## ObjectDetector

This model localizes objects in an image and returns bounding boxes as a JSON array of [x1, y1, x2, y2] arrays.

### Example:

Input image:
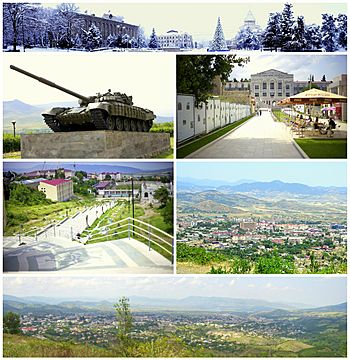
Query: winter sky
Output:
[[3, 276, 346, 307], [42, 2, 347, 42], [177, 161, 347, 187], [3, 52, 174, 116], [229, 54, 347, 81]]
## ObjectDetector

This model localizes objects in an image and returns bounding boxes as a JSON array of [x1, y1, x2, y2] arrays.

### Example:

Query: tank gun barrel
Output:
[[10, 65, 90, 103]]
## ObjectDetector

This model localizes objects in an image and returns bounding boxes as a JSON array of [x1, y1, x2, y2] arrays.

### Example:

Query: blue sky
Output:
[[4, 162, 172, 173], [177, 161, 347, 187], [230, 55, 347, 81], [3, 276, 346, 307]]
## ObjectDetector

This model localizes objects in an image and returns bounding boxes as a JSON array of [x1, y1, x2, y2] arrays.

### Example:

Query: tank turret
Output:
[[10, 65, 155, 132]]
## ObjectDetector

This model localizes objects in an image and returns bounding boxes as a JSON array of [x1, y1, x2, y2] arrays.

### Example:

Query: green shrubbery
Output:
[[150, 122, 173, 136], [177, 243, 227, 265], [3, 133, 21, 153], [9, 183, 51, 206]]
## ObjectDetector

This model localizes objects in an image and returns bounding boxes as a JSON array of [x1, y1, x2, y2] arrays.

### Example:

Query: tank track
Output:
[[90, 109, 108, 130], [43, 115, 68, 132], [90, 109, 153, 132]]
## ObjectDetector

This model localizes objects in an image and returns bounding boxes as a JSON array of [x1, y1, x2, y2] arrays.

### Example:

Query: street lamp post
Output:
[[131, 177, 135, 233], [11, 121, 16, 137]]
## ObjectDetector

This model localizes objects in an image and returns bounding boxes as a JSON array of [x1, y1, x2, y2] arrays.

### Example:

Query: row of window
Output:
[[256, 82, 291, 90], [84, 20, 136, 37], [254, 92, 290, 97]]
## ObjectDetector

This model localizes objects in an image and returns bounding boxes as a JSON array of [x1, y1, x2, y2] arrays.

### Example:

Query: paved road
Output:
[[188, 111, 303, 159]]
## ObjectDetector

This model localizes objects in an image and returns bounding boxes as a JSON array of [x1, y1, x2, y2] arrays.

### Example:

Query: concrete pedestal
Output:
[[21, 131, 171, 159]]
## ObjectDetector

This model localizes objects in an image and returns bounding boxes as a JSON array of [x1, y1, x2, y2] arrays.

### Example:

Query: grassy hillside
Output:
[[3, 334, 113, 357], [3, 333, 212, 358]]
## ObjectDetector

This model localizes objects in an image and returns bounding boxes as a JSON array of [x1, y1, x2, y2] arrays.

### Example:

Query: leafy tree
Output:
[[336, 14, 347, 50], [321, 14, 338, 52], [114, 297, 133, 356], [177, 55, 249, 105], [75, 170, 87, 179], [55, 169, 65, 179], [4, 312, 21, 334], [9, 183, 50, 205], [262, 12, 282, 50], [321, 74, 326, 81], [256, 251, 295, 274], [210, 17, 227, 50], [153, 186, 169, 207], [148, 28, 159, 49], [161, 197, 173, 226]]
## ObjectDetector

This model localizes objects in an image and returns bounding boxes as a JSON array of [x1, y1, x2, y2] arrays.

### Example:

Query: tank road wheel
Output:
[[130, 119, 138, 132], [141, 120, 153, 132], [141, 121, 148, 132], [105, 115, 115, 130], [90, 109, 114, 130], [136, 120, 143, 132], [115, 117, 124, 131], [123, 118, 131, 132]]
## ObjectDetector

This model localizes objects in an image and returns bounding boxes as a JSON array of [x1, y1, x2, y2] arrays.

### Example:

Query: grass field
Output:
[[295, 139, 347, 158], [177, 115, 254, 158], [3, 151, 21, 159], [82, 201, 173, 261], [5, 197, 97, 236]]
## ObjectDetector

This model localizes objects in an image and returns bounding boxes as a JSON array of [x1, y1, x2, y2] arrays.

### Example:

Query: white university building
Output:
[[158, 30, 193, 49]]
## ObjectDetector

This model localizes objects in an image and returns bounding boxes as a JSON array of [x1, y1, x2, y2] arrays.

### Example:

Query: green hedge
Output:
[[3, 133, 21, 153], [150, 122, 174, 136]]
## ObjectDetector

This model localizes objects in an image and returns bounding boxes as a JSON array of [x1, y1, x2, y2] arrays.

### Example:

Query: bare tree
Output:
[[3, 3, 37, 51]]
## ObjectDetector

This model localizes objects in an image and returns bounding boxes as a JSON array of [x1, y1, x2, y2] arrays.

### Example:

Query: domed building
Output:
[[239, 10, 262, 33]]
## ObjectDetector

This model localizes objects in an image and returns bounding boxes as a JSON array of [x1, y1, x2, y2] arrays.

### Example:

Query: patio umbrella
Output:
[[321, 106, 336, 111], [279, 88, 347, 105]]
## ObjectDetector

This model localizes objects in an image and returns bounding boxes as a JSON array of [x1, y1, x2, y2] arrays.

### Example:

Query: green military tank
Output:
[[10, 65, 155, 132]]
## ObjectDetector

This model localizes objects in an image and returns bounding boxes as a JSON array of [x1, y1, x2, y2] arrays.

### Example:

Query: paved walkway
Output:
[[188, 111, 303, 159], [4, 237, 172, 273], [3, 201, 172, 274]]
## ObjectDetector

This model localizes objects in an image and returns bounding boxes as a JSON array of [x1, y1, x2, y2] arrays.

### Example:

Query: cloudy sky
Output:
[[44, 2, 347, 42], [177, 161, 347, 187], [3, 52, 174, 116], [3, 276, 347, 307], [229, 55, 347, 81]]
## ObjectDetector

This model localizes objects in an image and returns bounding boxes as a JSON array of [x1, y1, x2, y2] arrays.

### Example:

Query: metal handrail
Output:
[[83, 217, 174, 262]]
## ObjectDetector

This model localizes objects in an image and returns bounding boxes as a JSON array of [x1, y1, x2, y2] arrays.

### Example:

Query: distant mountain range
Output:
[[177, 179, 346, 218], [177, 178, 346, 196], [3, 99, 172, 131], [5, 294, 345, 316], [4, 163, 173, 175]]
